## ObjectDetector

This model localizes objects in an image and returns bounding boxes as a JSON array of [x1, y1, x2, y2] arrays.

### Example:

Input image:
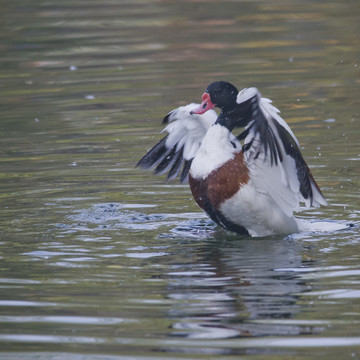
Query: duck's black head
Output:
[[190, 81, 239, 115], [206, 81, 239, 111]]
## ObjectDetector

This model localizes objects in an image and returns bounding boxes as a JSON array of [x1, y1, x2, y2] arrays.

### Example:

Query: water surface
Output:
[[0, 0, 360, 359]]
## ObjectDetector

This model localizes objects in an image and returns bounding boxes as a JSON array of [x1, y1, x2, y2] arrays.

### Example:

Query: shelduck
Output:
[[137, 81, 329, 237]]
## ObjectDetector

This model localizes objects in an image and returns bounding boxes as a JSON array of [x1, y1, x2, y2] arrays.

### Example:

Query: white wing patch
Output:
[[137, 103, 219, 182], [163, 104, 217, 160]]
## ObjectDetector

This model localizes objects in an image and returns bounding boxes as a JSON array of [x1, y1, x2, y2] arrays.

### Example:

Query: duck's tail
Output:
[[295, 218, 354, 233]]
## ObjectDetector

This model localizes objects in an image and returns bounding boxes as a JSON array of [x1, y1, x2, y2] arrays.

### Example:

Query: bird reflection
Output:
[[164, 231, 323, 340]]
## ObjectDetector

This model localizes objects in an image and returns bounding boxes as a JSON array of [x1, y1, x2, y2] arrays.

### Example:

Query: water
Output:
[[0, 0, 359, 359]]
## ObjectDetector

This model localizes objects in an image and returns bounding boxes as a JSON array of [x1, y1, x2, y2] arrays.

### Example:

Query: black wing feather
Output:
[[241, 101, 282, 166], [274, 121, 316, 203], [180, 159, 192, 183], [136, 133, 193, 183], [154, 146, 178, 175], [136, 135, 169, 169], [167, 147, 184, 180]]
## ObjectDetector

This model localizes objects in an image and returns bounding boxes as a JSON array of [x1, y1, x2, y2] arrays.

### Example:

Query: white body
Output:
[[190, 123, 299, 237]]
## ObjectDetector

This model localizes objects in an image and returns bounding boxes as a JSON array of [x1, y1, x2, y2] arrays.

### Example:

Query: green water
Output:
[[0, 0, 359, 359]]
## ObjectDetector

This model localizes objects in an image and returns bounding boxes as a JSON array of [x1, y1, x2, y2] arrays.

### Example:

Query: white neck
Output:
[[190, 124, 237, 179]]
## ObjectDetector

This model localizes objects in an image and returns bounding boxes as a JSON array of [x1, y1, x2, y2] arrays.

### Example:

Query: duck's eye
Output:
[[202, 102, 207, 109]]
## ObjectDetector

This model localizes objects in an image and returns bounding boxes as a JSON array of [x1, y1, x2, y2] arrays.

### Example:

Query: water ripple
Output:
[[0, 315, 135, 325]]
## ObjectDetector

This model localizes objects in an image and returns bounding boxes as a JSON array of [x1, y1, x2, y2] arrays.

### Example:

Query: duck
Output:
[[137, 81, 329, 237]]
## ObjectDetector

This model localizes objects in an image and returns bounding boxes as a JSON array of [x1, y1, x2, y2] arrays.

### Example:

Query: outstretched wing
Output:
[[137, 103, 218, 182], [236, 88, 327, 215]]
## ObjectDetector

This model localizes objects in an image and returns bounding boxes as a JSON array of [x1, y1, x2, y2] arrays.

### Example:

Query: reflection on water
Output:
[[0, 0, 360, 359], [168, 240, 307, 340]]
